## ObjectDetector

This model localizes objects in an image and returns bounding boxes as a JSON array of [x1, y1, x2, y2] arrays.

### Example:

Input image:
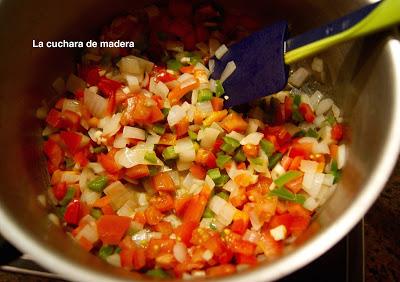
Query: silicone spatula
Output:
[[211, 0, 400, 108]]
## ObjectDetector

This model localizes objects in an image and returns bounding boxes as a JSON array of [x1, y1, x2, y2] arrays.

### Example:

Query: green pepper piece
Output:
[[59, 187, 75, 206], [162, 146, 178, 160], [146, 268, 170, 279], [250, 157, 264, 166], [152, 124, 166, 135], [93, 146, 108, 154], [98, 245, 114, 260], [188, 130, 198, 141], [217, 191, 229, 201], [233, 148, 246, 162], [114, 247, 122, 254], [260, 139, 275, 157], [207, 168, 221, 180], [292, 109, 304, 122], [293, 130, 306, 138], [326, 113, 336, 125], [167, 59, 182, 71], [223, 136, 241, 149], [161, 108, 170, 117], [293, 94, 301, 106], [209, 222, 218, 231], [144, 151, 158, 164], [215, 80, 225, 97], [203, 207, 215, 218], [88, 175, 108, 192], [269, 186, 306, 204], [197, 89, 213, 102], [268, 152, 283, 169], [148, 166, 160, 176], [90, 208, 103, 220], [305, 128, 319, 138], [214, 174, 229, 187], [216, 154, 232, 169], [274, 170, 303, 187], [220, 143, 235, 154]]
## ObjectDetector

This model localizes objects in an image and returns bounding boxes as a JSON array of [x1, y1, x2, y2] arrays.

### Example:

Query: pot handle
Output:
[[0, 234, 22, 265]]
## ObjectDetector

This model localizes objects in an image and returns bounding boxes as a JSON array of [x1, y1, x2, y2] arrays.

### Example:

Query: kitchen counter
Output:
[[1, 159, 399, 282]]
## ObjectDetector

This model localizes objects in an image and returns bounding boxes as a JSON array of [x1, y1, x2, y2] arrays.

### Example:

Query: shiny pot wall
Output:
[[0, 1, 399, 281]]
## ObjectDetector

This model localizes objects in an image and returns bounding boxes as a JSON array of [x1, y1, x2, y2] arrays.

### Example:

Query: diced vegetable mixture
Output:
[[37, 0, 346, 279]]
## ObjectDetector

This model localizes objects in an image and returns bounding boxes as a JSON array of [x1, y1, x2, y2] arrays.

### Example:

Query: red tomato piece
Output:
[[235, 253, 258, 265], [125, 164, 150, 180], [64, 200, 81, 225], [145, 206, 164, 225], [43, 139, 63, 168], [151, 172, 176, 192], [46, 109, 63, 128], [53, 182, 67, 201], [195, 148, 217, 168], [189, 164, 206, 180], [149, 193, 174, 212], [60, 131, 82, 154], [331, 123, 344, 141], [97, 150, 120, 174], [299, 103, 315, 123], [97, 215, 131, 245]]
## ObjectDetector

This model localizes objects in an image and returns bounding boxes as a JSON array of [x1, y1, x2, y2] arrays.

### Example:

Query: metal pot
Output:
[[0, 0, 399, 281]]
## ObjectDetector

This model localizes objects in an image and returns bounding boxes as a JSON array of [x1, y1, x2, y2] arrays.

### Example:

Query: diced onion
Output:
[[302, 172, 324, 198], [62, 99, 81, 114], [87, 162, 105, 174], [288, 67, 310, 88], [200, 127, 220, 149], [243, 229, 260, 243], [168, 105, 186, 127], [122, 126, 146, 140], [106, 254, 121, 267], [84, 87, 107, 118], [223, 179, 238, 193], [215, 44, 228, 59], [220, 61, 236, 83], [61, 171, 80, 183], [196, 101, 213, 115], [173, 242, 187, 263], [311, 57, 324, 73], [271, 163, 285, 180], [312, 141, 330, 155], [300, 160, 318, 173], [114, 145, 162, 168], [270, 225, 287, 241], [175, 137, 196, 162], [337, 144, 346, 169], [209, 196, 227, 215], [240, 132, 264, 145], [216, 203, 237, 226], [303, 197, 319, 211], [205, 175, 215, 190], [125, 74, 140, 92], [113, 134, 129, 148], [99, 113, 122, 137], [316, 98, 334, 116], [226, 131, 245, 142], [310, 90, 323, 109]]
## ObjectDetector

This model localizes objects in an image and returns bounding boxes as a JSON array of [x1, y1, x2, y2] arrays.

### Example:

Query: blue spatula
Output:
[[211, 0, 400, 108]]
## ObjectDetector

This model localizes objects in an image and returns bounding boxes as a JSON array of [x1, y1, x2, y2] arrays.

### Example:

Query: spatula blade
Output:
[[211, 21, 288, 108]]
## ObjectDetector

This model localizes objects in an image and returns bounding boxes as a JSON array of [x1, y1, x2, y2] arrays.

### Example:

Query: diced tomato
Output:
[[285, 176, 303, 193], [168, 80, 200, 105], [274, 103, 286, 125], [53, 182, 67, 201], [289, 142, 313, 159], [220, 113, 248, 133], [125, 164, 150, 179], [132, 247, 146, 270], [289, 156, 303, 170], [133, 210, 147, 225], [148, 105, 165, 123], [230, 216, 249, 235], [97, 215, 131, 245], [149, 193, 174, 212], [287, 202, 311, 218], [73, 148, 89, 167], [98, 150, 120, 174], [258, 232, 283, 260], [152, 66, 177, 83], [179, 65, 194, 74], [190, 164, 206, 179], [159, 133, 177, 146], [151, 172, 176, 192], [331, 123, 344, 141], [174, 117, 189, 137], [206, 264, 236, 277], [145, 206, 164, 225], [235, 253, 257, 265], [101, 204, 115, 215], [213, 138, 224, 152], [55, 98, 65, 110], [211, 97, 224, 111], [64, 200, 81, 225], [195, 148, 217, 168], [268, 212, 311, 237], [299, 103, 315, 123], [242, 144, 259, 158], [120, 249, 134, 269], [79, 65, 100, 85], [280, 155, 293, 170], [146, 238, 175, 260], [98, 77, 122, 97], [43, 139, 63, 168], [174, 196, 191, 216], [60, 131, 82, 154], [224, 232, 256, 256], [154, 221, 173, 235], [151, 95, 164, 109], [46, 109, 63, 128]]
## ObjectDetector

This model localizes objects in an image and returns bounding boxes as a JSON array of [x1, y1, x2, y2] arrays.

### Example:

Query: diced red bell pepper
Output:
[[60, 131, 82, 154], [98, 150, 120, 174], [331, 123, 344, 141], [53, 182, 67, 201], [46, 109, 62, 128], [97, 215, 131, 245], [132, 247, 146, 270], [189, 164, 206, 180], [230, 217, 249, 235], [152, 66, 177, 83], [151, 172, 176, 192], [73, 148, 89, 167], [120, 249, 134, 270], [195, 148, 217, 168], [145, 206, 164, 225], [213, 138, 224, 152], [125, 164, 150, 180], [64, 199, 81, 225], [43, 139, 63, 168], [79, 65, 101, 85], [299, 103, 315, 123], [235, 253, 258, 265], [98, 77, 123, 97], [149, 193, 174, 212]]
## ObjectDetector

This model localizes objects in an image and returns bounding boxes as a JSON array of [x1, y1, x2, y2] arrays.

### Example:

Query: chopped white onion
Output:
[[173, 242, 187, 263], [310, 90, 324, 109], [113, 134, 129, 148], [209, 196, 227, 215], [99, 113, 122, 137], [122, 126, 146, 140], [240, 132, 264, 145], [243, 229, 260, 243], [316, 98, 334, 116], [106, 253, 121, 267], [87, 162, 105, 174], [300, 160, 318, 173], [288, 67, 310, 88], [302, 172, 324, 198], [313, 141, 330, 155], [337, 144, 346, 169], [114, 145, 162, 168], [125, 74, 140, 92], [216, 203, 237, 226], [84, 87, 107, 118], [61, 171, 80, 184], [200, 127, 220, 149], [168, 105, 186, 127], [205, 175, 215, 190], [226, 131, 245, 142], [178, 73, 194, 83], [270, 225, 287, 241], [62, 99, 81, 114], [196, 101, 213, 115], [215, 44, 228, 59], [303, 197, 319, 211], [175, 137, 196, 162], [223, 179, 238, 193], [311, 57, 324, 73], [271, 163, 285, 180], [220, 61, 236, 83]]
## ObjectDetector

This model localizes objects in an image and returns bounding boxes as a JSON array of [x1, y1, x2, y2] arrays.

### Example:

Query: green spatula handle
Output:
[[284, 0, 400, 64]]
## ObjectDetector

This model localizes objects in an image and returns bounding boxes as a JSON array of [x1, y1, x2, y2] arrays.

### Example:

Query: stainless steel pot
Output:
[[0, 0, 399, 281]]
